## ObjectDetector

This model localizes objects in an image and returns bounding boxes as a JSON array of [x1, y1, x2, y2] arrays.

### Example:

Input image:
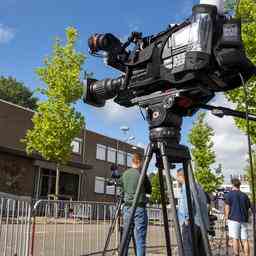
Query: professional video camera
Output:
[[83, 2, 255, 116], [84, 2, 256, 255]]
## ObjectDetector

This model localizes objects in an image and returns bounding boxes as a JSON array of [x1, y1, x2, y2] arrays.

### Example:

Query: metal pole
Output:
[[36, 167, 41, 200], [55, 164, 60, 200], [119, 144, 153, 256], [158, 165, 172, 256], [183, 161, 197, 256], [159, 142, 184, 256], [240, 73, 256, 256]]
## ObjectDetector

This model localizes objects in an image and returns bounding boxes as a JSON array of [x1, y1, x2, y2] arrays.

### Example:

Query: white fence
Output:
[[0, 196, 229, 256], [0, 198, 31, 256]]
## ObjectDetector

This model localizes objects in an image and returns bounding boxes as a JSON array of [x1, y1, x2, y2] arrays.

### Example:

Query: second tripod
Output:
[[103, 194, 137, 255]]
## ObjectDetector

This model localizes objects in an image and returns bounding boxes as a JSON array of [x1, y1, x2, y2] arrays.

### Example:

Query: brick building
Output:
[[0, 99, 143, 202]]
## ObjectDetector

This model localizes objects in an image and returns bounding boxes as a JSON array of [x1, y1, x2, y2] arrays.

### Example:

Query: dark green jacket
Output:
[[121, 168, 152, 207]]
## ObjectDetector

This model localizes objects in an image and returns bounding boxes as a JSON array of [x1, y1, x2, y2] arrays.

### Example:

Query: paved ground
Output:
[[0, 220, 253, 256]]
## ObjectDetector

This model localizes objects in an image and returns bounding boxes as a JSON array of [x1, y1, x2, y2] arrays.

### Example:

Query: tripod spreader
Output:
[[200, 104, 256, 122]]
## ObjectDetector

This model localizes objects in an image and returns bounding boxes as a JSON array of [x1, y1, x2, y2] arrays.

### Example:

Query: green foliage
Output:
[[150, 172, 168, 205], [150, 173, 161, 204], [0, 76, 38, 110], [189, 112, 215, 168], [23, 27, 85, 165], [37, 28, 85, 103], [25, 99, 84, 163], [188, 112, 223, 193], [225, 0, 256, 143], [244, 152, 256, 201], [193, 168, 223, 193]]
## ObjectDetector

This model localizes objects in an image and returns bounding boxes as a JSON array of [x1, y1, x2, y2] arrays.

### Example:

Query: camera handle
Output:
[[200, 104, 256, 121]]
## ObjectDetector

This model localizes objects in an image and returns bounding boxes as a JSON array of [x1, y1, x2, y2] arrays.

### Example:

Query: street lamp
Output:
[[127, 136, 135, 142], [120, 126, 129, 134]]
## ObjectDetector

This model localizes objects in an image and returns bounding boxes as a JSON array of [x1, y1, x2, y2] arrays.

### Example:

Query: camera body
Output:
[[84, 4, 255, 116]]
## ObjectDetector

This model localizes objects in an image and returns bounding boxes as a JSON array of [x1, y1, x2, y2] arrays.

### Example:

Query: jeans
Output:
[[182, 223, 206, 256], [123, 206, 148, 256]]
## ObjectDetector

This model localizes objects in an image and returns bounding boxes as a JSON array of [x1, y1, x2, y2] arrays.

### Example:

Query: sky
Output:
[[0, 0, 249, 182]]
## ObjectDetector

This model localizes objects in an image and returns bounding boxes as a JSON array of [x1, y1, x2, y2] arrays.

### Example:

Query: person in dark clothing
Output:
[[176, 168, 209, 256], [224, 178, 251, 256], [121, 152, 152, 256]]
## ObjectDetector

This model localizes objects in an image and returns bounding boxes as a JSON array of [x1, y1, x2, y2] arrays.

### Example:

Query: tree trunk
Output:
[[55, 163, 60, 200]]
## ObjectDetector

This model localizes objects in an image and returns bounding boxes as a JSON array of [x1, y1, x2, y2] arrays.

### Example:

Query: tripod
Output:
[[103, 192, 137, 255], [118, 103, 212, 256]]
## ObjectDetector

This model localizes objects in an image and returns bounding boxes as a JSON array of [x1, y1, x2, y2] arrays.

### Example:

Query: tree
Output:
[[23, 27, 85, 198], [0, 76, 38, 110], [149, 172, 169, 205], [188, 112, 223, 193], [244, 152, 256, 202], [225, 0, 256, 143], [150, 173, 161, 204], [224, 0, 256, 206]]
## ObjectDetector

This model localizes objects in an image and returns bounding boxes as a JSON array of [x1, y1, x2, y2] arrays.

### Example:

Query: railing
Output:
[[30, 200, 171, 256], [0, 196, 237, 256], [0, 197, 31, 256]]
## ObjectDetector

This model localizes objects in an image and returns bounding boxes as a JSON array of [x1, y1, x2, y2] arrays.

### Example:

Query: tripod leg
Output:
[[157, 162, 172, 256], [103, 199, 122, 255], [158, 142, 184, 256], [119, 144, 153, 256], [187, 162, 212, 256], [132, 232, 137, 256], [182, 161, 198, 256]]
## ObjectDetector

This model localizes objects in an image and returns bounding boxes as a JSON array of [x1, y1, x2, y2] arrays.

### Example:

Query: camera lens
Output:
[[83, 77, 125, 107]]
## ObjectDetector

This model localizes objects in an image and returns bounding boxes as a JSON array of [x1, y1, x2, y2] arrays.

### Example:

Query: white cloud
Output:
[[205, 93, 249, 182], [96, 99, 140, 124], [0, 24, 15, 43]]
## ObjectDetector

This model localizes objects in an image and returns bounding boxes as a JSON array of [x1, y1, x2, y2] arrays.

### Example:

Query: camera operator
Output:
[[120, 153, 152, 256], [176, 168, 210, 256], [224, 178, 251, 256]]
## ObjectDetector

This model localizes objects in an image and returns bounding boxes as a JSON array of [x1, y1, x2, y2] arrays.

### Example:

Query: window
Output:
[[40, 169, 56, 197], [127, 153, 133, 167], [117, 150, 125, 165], [95, 176, 105, 194], [96, 144, 106, 161], [106, 185, 115, 195], [107, 147, 116, 163], [71, 138, 82, 154], [95, 176, 119, 196]]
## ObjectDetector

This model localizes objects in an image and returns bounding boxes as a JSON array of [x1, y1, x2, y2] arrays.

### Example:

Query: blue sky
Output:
[[0, 0, 248, 179]]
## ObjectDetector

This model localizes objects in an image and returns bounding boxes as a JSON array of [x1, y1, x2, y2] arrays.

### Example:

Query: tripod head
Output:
[[134, 87, 256, 152]]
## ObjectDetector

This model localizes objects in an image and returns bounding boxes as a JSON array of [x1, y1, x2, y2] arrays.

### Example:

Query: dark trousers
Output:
[[182, 223, 206, 256]]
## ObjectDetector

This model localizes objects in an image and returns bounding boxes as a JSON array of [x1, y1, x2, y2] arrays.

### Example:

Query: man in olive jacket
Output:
[[121, 153, 152, 256]]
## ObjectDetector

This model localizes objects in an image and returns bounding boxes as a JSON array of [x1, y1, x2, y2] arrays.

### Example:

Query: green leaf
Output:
[[23, 27, 86, 165], [188, 112, 223, 193]]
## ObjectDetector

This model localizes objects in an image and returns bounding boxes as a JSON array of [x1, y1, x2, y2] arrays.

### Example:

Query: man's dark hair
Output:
[[231, 178, 241, 189]]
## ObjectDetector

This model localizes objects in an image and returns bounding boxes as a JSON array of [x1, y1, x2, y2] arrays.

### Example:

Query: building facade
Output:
[[0, 99, 143, 202]]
